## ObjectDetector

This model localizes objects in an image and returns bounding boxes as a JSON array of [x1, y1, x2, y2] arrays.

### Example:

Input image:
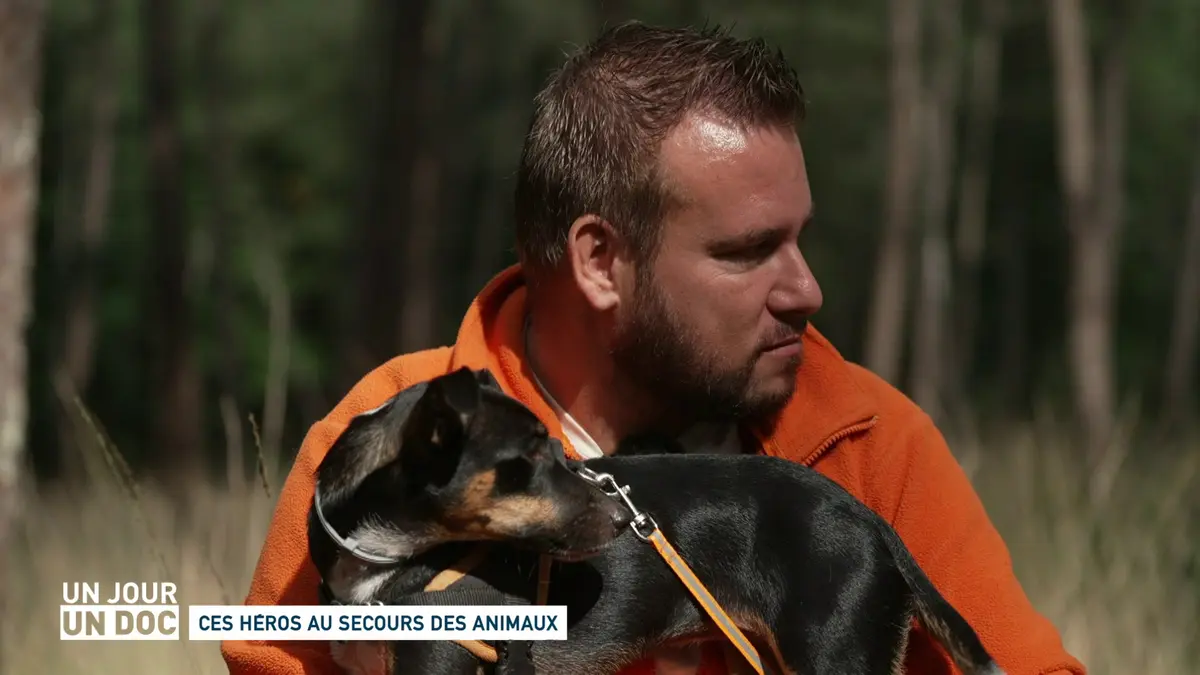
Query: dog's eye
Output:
[[494, 457, 533, 493]]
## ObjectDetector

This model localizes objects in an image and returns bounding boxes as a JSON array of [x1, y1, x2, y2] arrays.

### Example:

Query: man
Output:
[[223, 22, 1086, 675]]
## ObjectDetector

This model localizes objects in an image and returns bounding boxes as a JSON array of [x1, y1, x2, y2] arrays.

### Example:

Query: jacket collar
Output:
[[447, 265, 876, 464]]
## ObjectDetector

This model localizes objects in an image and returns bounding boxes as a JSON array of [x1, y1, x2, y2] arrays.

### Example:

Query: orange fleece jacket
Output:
[[221, 265, 1086, 675]]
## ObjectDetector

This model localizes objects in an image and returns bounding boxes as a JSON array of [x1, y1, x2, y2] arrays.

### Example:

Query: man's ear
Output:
[[567, 213, 628, 312], [399, 368, 481, 488]]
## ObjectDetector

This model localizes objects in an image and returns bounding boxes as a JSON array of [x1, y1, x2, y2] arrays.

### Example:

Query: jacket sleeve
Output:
[[221, 348, 456, 674], [867, 406, 1087, 675], [220, 416, 350, 674]]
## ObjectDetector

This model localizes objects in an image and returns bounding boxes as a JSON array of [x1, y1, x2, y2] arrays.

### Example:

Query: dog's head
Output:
[[389, 367, 631, 560]]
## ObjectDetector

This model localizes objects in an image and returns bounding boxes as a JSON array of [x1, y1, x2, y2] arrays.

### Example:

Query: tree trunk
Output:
[[1047, 0, 1132, 457], [253, 236, 291, 468], [951, 0, 1008, 397], [197, 0, 242, 425], [469, 179, 508, 292], [911, 0, 963, 424], [400, 152, 442, 351], [1069, 225, 1119, 451], [1085, 1, 1131, 445], [399, 15, 447, 353], [865, 0, 924, 386], [53, 0, 118, 463], [1162, 125, 1200, 429], [342, 0, 434, 384], [999, 212, 1029, 408], [0, 1, 47, 648], [1047, 0, 1100, 440], [144, 0, 204, 483]]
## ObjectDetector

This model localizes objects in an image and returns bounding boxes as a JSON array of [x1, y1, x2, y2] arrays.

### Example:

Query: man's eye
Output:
[[721, 242, 774, 263]]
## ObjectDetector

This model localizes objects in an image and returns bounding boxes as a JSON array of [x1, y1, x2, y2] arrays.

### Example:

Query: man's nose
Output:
[[768, 245, 823, 321]]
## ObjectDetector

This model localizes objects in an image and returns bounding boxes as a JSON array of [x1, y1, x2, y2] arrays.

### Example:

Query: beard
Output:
[[609, 270, 803, 429]]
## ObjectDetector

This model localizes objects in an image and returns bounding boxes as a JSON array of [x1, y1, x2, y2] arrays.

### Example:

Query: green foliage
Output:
[[24, 0, 1200, 477]]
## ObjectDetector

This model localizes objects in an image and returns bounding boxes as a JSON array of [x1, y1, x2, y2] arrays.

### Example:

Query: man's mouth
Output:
[[763, 335, 803, 356]]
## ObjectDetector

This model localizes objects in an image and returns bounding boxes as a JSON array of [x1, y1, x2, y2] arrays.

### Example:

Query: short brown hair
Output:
[[513, 21, 806, 278]]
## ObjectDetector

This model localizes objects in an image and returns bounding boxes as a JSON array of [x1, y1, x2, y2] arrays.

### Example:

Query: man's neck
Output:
[[524, 306, 661, 456]]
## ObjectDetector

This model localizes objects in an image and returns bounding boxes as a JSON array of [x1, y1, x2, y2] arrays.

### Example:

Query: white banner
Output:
[[186, 604, 569, 642]]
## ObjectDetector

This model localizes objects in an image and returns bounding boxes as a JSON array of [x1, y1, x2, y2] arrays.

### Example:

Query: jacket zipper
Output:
[[800, 415, 879, 467]]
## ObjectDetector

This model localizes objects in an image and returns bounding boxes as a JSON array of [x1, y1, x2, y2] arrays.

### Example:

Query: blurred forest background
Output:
[[1, 0, 1199, 673]]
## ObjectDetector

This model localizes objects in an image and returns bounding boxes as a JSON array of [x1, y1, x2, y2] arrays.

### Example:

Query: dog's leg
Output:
[[889, 616, 914, 675], [767, 596, 909, 675]]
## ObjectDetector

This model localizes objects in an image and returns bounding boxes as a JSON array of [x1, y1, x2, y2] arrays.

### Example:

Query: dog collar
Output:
[[312, 483, 405, 565]]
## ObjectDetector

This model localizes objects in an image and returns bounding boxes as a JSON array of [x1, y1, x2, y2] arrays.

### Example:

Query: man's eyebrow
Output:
[[707, 226, 790, 254], [706, 210, 815, 254]]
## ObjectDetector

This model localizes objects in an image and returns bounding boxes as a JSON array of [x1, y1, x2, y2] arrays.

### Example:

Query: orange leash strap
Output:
[[574, 466, 766, 675], [536, 553, 552, 605], [424, 545, 491, 592], [644, 528, 765, 675]]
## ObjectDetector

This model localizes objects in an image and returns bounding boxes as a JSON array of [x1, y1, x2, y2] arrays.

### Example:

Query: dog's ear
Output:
[[400, 368, 481, 487], [432, 367, 483, 423], [474, 368, 503, 392]]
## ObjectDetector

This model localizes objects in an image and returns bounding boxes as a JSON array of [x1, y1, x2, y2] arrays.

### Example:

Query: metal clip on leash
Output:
[[574, 466, 658, 541]]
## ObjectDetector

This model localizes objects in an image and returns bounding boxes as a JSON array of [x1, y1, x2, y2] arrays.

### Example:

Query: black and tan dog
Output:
[[308, 367, 1006, 675]]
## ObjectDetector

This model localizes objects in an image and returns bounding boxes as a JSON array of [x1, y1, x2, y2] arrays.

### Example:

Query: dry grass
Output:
[[2, 408, 1197, 675], [955, 415, 1200, 675]]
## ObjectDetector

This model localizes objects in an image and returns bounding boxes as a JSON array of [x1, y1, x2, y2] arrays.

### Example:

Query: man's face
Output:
[[611, 113, 822, 427]]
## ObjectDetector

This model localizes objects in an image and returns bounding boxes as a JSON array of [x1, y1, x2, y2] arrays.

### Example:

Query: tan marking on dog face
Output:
[[478, 494, 559, 534], [441, 469, 496, 527], [441, 469, 560, 538], [463, 469, 496, 511]]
